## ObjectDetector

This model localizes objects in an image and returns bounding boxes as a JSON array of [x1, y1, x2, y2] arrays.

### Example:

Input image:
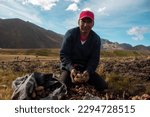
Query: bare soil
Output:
[[0, 54, 150, 100]]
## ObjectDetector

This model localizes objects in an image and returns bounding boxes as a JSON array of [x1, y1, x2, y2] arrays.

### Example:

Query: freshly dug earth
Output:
[[0, 56, 150, 100]]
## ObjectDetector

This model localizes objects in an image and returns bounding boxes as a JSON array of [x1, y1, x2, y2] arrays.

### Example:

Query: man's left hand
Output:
[[82, 71, 89, 82]]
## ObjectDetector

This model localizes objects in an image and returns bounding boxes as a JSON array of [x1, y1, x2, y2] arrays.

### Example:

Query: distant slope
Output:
[[101, 39, 123, 50], [133, 45, 150, 50], [0, 18, 149, 50], [101, 39, 150, 51], [0, 18, 63, 48]]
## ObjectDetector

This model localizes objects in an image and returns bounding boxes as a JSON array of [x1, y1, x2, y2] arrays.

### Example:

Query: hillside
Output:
[[101, 39, 150, 51], [0, 18, 149, 50], [0, 18, 63, 48]]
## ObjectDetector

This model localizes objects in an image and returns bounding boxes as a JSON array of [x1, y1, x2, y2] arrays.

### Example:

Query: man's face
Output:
[[78, 17, 94, 34]]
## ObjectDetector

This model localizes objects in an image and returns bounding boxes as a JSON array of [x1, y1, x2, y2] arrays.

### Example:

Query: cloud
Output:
[[82, 8, 92, 11], [80, 0, 145, 16], [0, 1, 42, 24], [71, 0, 80, 3], [98, 7, 109, 16], [66, 3, 79, 11], [64, 0, 80, 3], [21, 0, 59, 10], [98, 7, 106, 12], [127, 26, 150, 40]]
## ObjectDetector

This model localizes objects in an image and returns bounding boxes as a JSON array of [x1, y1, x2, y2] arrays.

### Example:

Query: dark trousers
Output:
[[60, 70, 108, 91]]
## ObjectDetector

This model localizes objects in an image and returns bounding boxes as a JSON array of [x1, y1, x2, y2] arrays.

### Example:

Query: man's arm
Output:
[[60, 30, 74, 71], [86, 37, 101, 74]]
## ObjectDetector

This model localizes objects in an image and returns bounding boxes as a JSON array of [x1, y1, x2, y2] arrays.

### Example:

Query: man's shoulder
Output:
[[64, 27, 79, 41], [67, 27, 79, 33], [65, 27, 79, 39], [91, 30, 101, 41]]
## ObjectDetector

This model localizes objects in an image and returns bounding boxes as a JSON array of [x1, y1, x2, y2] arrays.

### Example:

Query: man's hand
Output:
[[71, 70, 89, 83], [70, 69, 77, 83], [74, 73, 82, 83], [82, 71, 89, 82], [74, 70, 90, 83]]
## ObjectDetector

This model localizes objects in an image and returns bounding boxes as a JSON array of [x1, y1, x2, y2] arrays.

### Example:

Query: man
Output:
[[60, 10, 107, 91]]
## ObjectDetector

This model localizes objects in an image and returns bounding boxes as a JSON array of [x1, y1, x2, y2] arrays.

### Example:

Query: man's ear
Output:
[[92, 21, 94, 27], [78, 19, 80, 26]]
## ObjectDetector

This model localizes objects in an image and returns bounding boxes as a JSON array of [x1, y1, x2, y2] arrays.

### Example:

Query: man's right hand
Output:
[[70, 69, 77, 83]]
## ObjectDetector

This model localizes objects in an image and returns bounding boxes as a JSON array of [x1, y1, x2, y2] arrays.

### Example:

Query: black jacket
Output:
[[60, 27, 101, 74]]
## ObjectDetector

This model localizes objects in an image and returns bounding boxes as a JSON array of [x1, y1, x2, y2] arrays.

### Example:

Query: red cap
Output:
[[79, 10, 94, 21]]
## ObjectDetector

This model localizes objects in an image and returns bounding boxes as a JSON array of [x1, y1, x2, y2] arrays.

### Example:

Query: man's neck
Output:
[[80, 32, 89, 37], [80, 32, 89, 41]]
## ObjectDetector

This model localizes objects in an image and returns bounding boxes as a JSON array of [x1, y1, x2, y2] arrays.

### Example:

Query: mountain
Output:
[[0, 18, 149, 50], [101, 39, 123, 50], [133, 45, 150, 50], [0, 18, 63, 48], [119, 43, 133, 50], [101, 39, 150, 51]]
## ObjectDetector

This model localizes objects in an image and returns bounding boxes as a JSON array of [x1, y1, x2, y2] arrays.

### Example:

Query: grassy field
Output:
[[0, 48, 150, 100]]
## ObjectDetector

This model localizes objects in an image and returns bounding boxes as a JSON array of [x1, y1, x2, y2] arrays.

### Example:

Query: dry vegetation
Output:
[[0, 49, 150, 100]]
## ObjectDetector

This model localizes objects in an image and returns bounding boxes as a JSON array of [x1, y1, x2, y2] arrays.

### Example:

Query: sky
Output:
[[0, 0, 150, 46]]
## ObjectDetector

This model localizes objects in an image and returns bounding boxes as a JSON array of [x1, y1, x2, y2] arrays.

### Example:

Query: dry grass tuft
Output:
[[0, 49, 150, 100]]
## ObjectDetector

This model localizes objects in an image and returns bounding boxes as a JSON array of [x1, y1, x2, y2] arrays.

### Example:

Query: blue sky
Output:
[[0, 0, 150, 46]]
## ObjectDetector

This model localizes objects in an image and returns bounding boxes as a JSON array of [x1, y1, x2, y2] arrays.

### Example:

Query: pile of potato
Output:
[[73, 71, 89, 83], [131, 94, 150, 100], [31, 86, 50, 99]]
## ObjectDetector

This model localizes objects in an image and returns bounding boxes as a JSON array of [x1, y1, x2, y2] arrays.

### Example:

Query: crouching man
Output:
[[60, 10, 107, 91]]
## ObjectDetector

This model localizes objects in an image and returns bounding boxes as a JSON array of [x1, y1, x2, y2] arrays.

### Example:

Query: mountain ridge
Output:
[[101, 39, 150, 50], [0, 18, 63, 48], [0, 18, 149, 50]]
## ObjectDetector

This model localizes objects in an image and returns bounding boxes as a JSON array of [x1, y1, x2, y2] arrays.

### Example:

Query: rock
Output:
[[83, 93, 101, 100]]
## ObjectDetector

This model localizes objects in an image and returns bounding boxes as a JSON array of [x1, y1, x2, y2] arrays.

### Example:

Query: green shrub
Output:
[[35, 50, 49, 56]]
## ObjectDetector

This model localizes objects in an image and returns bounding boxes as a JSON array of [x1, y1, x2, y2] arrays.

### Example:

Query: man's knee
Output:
[[88, 72, 108, 91], [60, 70, 73, 88]]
